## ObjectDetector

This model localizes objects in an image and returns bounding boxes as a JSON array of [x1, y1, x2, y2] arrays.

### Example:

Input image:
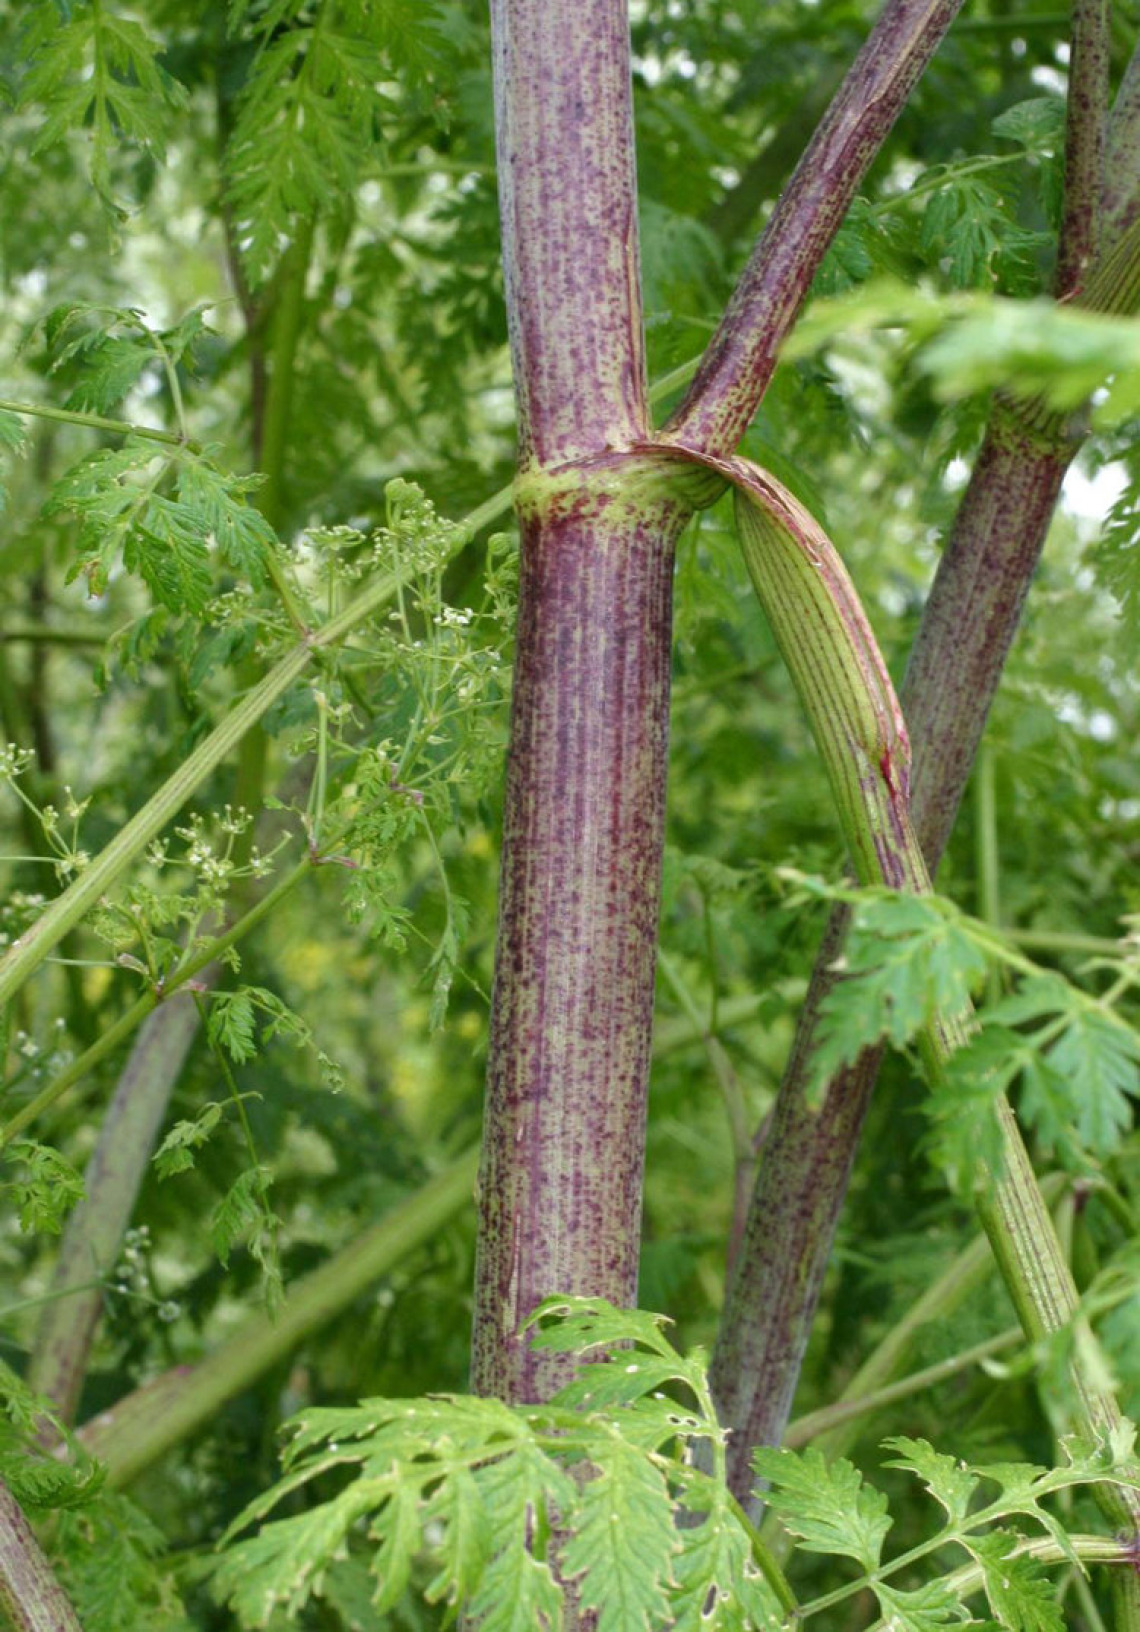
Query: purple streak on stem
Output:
[[1102, 43, 1140, 249], [473, 0, 672, 1404], [490, 0, 648, 468], [472, 483, 691, 1402], [0, 1480, 81, 1632], [1055, 0, 1109, 298], [664, 0, 963, 456]]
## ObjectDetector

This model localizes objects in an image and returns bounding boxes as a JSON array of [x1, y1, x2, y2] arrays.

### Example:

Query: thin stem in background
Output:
[[79, 1150, 480, 1487], [784, 1326, 1024, 1449], [809, 1171, 1067, 1462], [0, 396, 191, 449], [28, 992, 205, 1423], [657, 950, 756, 1274]]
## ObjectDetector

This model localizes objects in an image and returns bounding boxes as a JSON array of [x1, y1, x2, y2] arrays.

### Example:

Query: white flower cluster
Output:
[[0, 743, 34, 780]]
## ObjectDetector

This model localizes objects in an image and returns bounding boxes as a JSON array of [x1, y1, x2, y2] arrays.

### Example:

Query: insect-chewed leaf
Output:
[[752, 1445, 891, 1570], [882, 1438, 979, 1524], [467, 1443, 576, 1632], [552, 1354, 698, 1413], [526, 1295, 677, 1359], [468, 1543, 564, 1632], [561, 1435, 678, 1632], [672, 1485, 785, 1632]]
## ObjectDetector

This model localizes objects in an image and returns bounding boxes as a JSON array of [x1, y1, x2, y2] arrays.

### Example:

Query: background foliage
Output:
[[0, 0, 1139, 1626]]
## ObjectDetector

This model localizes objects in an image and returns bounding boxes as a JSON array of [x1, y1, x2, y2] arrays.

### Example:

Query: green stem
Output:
[[0, 397, 193, 449], [975, 741, 1003, 1004], [1075, 1565, 1114, 1632], [259, 218, 314, 531], [0, 625, 105, 647], [230, 214, 318, 851], [784, 1326, 1023, 1449], [1007, 928, 1131, 959], [975, 742, 1001, 930], [0, 546, 467, 1014], [725, 1491, 799, 1618], [1, 852, 314, 1144], [860, 1536, 1129, 1631], [727, 454, 1140, 1543], [810, 1172, 1066, 1463]]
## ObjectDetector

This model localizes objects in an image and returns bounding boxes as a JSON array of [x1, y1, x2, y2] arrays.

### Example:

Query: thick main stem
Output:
[[489, 0, 647, 470], [472, 478, 689, 1401], [472, 0, 670, 1403]]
